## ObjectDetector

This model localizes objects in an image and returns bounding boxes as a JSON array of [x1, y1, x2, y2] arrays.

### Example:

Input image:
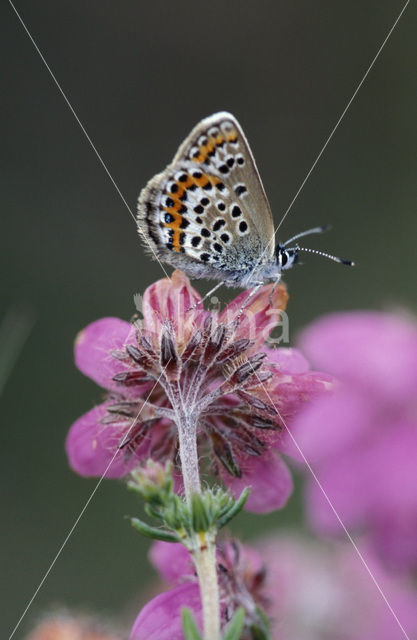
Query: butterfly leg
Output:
[[269, 274, 282, 307], [233, 282, 264, 325], [187, 281, 224, 312]]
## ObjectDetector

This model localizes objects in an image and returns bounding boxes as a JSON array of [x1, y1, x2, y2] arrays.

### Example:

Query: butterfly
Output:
[[137, 112, 353, 301]]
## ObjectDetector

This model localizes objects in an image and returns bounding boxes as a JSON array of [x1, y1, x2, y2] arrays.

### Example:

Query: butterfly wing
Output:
[[137, 112, 275, 284]]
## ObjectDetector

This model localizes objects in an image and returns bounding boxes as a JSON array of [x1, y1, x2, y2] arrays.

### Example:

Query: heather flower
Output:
[[289, 311, 417, 571], [262, 535, 417, 640], [66, 270, 331, 512], [131, 540, 268, 640], [131, 536, 417, 640]]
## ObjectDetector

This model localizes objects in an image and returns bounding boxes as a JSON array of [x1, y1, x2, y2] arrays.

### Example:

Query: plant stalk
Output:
[[194, 539, 221, 640], [176, 409, 221, 640], [176, 410, 201, 501]]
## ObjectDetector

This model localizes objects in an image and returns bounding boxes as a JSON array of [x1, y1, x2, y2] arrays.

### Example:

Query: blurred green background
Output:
[[1, 1, 416, 637]]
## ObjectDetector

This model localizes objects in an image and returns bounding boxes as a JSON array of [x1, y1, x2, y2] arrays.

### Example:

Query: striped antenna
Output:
[[296, 246, 354, 266], [282, 225, 331, 247]]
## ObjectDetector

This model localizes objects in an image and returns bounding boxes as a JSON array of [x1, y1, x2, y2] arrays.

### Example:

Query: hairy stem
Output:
[[176, 409, 221, 640], [194, 539, 221, 640], [176, 410, 201, 500]]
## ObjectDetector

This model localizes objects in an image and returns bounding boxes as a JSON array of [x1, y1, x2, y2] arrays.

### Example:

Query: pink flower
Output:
[[131, 536, 417, 640], [131, 540, 267, 640], [262, 535, 417, 640], [66, 271, 330, 512], [290, 311, 417, 571]]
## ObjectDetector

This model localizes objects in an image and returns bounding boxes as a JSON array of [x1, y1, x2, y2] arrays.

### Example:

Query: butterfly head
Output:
[[276, 244, 299, 271], [275, 225, 354, 274]]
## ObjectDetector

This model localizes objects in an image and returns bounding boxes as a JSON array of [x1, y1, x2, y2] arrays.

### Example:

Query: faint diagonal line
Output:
[[7, 367, 167, 640], [248, 0, 410, 284], [8, 0, 170, 281], [249, 365, 411, 640], [274, 0, 410, 236]]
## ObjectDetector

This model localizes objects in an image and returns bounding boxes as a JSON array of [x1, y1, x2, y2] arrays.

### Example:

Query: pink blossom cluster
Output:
[[66, 271, 330, 513], [132, 536, 417, 640], [290, 311, 417, 573], [57, 272, 417, 639]]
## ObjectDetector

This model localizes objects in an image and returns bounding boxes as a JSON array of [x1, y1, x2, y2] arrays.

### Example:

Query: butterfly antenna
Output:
[[296, 246, 354, 266], [282, 225, 331, 247]]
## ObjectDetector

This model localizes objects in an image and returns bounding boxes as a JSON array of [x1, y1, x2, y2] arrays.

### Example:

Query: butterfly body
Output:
[[137, 112, 351, 289], [137, 112, 286, 288]]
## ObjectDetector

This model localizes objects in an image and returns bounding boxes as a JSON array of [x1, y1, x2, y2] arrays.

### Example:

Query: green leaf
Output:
[[249, 625, 272, 640], [144, 503, 165, 521], [216, 487, 251, 529], [191, 493, 210, 532], [181, 608, 203, 640], [222, 607, 245, 640], [249, 607, 272, 640], [130, 517, 178, 542]]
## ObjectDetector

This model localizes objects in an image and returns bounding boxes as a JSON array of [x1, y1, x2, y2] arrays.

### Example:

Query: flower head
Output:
[[67, 271, 331, 512], [131, 536, 417, 640], [131, 540, 268, 640], [290, 311, 417, 571]]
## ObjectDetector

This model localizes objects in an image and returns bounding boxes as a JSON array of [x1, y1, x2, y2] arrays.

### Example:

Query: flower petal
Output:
[[258, 535, 417, 640], [266, 371, 335, 457], [222, 451, 293, 513], [74, 317, 137, 392], [299, 312, 417, 404], [373, 512, 417, 573], [130, 582, 201, 640], [142, 271, 207, 348], [305, 448, 371, 534], [282, 388, 372, 463], [220, 282, 288, 350], [265, 347, 310, 374], [66, 403, 150, 478], [149, 541, 194, 584]]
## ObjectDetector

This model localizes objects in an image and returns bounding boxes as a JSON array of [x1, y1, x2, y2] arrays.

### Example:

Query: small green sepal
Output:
[[130, 517, 178, 542], [222, 607, 245, 640], [191, 493, 210, 532], [249, 606, 272, 640], [216, 487, 250, 529], [181, 607, 203, 640]]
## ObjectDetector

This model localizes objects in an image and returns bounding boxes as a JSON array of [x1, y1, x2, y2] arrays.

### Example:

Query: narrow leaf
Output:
[[191, 493, 210, 532], [130, 517, 178, 542], [222, 607, 245, 640], [181, 608, 203, 640], [250, 607, 272, 640], [217, 487, 250, 529]]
